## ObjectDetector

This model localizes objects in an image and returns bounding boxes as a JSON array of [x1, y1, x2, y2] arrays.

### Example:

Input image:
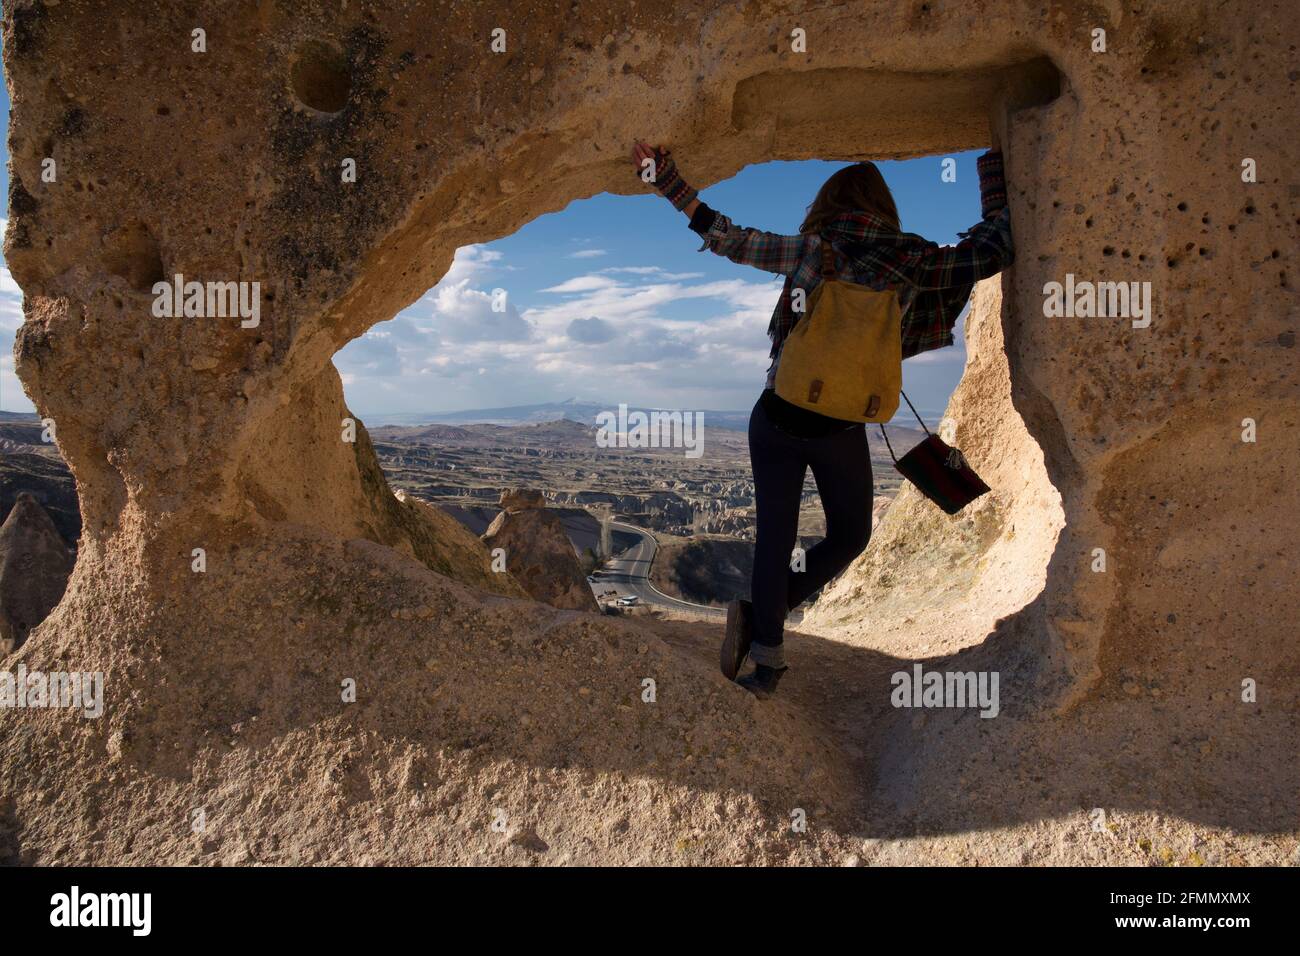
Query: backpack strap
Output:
[[819, 234, 835, 279]]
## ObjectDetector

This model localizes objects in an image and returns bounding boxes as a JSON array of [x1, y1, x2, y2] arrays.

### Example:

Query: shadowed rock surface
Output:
[[0, 451, 79, 544], [649, 534, 754, 607]]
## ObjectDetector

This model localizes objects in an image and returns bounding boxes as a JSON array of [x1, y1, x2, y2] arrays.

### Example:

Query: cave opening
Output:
[[0, 54, 1069, 666], [333, 138, 1064, 645]]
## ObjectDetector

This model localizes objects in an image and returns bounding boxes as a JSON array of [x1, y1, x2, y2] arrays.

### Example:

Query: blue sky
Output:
[[0, 69, 985, 423], [0, 78, 18, 416], [334, 151, 985, 423]]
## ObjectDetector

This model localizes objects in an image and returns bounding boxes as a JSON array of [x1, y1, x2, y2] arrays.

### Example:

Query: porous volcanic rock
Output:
[[391, 488, 528, 600], [0, 492, 74, 653], [1, 0, 1295, 864]]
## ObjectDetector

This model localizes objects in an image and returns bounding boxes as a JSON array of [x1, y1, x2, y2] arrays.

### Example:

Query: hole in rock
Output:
[[101, 219, 165, 291], [290, 40, 352, 114]]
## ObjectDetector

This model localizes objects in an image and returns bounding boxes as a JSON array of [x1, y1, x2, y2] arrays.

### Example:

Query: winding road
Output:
[[587, 521, 726, 620]]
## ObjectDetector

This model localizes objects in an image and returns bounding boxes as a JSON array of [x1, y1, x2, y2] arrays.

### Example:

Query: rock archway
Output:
[[2, 1, 1295, 864]]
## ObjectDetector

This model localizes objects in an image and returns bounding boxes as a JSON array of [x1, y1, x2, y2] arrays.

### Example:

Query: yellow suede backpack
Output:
[[773, 235, 902, 423]]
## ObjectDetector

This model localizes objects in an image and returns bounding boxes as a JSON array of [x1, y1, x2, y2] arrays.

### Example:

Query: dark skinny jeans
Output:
[[747, 392, 873, 664]]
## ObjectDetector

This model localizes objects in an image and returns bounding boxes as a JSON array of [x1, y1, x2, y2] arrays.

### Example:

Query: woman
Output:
[[630, 140, 1014, 697]]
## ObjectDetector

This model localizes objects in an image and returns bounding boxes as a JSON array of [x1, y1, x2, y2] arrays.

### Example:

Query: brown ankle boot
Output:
[[720, 598, 754, 680]]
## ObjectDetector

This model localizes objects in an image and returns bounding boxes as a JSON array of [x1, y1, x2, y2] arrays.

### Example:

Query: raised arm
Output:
[[631, 141, 808, 277], [900, 151, 1014, 290]]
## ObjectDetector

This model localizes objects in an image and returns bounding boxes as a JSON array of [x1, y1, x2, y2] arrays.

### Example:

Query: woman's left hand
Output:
[[630, 141, 662, 181], [629, 141, 698, 213]]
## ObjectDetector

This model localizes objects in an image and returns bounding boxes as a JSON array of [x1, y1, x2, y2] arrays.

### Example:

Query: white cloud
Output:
[[336, 244, 542, 414], [599, 265, 705, 280], [567, 248, 607, 259], [447, 244, 502, 273], [0, 238, 34, 411], [335, 248, 785, 418], [905, 347, 966, 365], [333, 243, 970, 420], [540, 275, 622, 294], [426, 282, 533, 344]]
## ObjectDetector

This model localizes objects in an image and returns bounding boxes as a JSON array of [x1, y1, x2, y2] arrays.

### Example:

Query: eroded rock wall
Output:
[[1, 0, 1295, 863]]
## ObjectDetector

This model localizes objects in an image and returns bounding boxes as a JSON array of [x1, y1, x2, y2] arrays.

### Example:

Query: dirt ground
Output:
[[641, 614, 1300, 866]]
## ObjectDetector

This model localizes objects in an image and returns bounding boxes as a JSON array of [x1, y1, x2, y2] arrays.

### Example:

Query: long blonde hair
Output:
[[799, 162, 900, 234]]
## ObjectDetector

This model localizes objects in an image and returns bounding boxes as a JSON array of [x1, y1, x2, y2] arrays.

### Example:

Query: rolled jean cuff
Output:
[[748, 641, 786, 668]]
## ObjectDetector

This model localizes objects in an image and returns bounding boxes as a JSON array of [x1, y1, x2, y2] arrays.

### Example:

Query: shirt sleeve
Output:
[[689, 206, 810, 277], [903, 151, 1014, 290], [976, 149, 1007, 220], [904, 208, 1014, 291]]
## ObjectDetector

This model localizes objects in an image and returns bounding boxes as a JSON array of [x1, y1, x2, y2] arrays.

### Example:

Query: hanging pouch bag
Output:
[[880, 393, 990, 515]]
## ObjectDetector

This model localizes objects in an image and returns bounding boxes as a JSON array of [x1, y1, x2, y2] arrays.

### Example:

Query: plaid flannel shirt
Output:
[[685, 151, 1013, 387]]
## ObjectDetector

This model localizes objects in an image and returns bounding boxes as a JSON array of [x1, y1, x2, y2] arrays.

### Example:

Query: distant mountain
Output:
[[371, 417, 601, 448], [361, 399, 930, 454], [357, 398, 756, 432], [372, 411, 923, 468]]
